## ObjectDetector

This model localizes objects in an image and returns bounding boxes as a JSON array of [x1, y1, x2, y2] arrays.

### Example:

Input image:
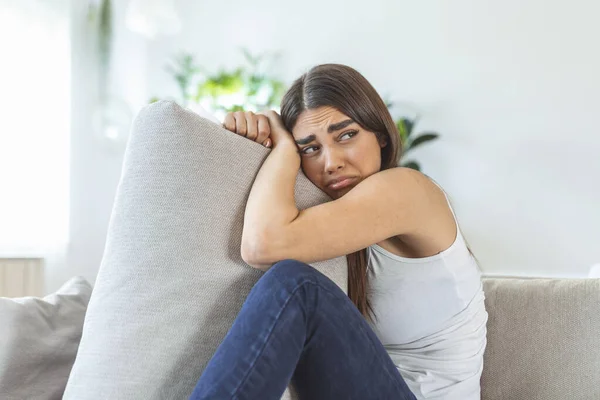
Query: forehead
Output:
[[293, 106, 351, 136]]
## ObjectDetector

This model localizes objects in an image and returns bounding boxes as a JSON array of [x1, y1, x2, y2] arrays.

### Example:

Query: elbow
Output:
[[240, 240, 259, 265], [241, 236, 272, 271]]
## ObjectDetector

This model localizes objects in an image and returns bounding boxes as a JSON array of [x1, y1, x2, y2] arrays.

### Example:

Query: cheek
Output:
[[350, 142, 381, 170], [300, 160, 321, 182]]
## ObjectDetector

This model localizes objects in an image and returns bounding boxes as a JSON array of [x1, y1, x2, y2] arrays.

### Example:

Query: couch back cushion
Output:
[[482, 278, 600, 400], [63, 101, 347, 400], [0, 276, 92, 400]]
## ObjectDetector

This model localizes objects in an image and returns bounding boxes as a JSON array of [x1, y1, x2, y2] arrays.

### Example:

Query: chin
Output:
[[322, 187, 338, 199], [329, 186, 353, 199]]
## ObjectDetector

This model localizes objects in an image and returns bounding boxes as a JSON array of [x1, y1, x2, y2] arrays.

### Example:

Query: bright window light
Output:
[[0, 1, 70, 255]]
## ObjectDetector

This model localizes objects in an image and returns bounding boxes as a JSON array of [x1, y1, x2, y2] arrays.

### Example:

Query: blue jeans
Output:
[[190, 259, 416, 400]]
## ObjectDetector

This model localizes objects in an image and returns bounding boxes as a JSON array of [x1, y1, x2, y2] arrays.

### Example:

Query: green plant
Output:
[[151, 48, 285, 115], [153, 54, 439, 171], [395, 117, 439, 171], [87, 0, 113, 84], [385, 100, 440, 171], [163, 53, 202, 107]]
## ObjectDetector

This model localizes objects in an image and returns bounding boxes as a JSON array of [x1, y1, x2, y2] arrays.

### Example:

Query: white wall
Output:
[[62, 0, 600, 290], [52, 0, 148, 292], [145, 0, 600, 277]]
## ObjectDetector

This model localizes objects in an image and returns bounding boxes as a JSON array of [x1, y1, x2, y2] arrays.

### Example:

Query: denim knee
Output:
[[259, 259, 337, 291], [266, 259, 318, 282]]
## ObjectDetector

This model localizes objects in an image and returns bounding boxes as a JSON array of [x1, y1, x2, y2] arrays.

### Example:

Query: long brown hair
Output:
[[280, 64, 402, 320]]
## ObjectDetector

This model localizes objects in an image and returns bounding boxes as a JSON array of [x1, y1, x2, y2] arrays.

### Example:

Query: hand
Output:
[[223, 110, 296, 149], [256, 110, 296, 149], [223, 111, 273, 148]]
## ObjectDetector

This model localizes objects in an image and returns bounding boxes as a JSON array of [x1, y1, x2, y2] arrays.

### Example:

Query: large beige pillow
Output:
[[0, 276, 92, 400], [63, 101, 348, 399]]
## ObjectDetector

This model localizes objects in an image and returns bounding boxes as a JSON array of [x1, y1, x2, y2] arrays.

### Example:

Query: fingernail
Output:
[[264, 139, 272, 148]]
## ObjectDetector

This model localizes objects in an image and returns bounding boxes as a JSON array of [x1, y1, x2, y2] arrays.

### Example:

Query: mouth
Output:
[[327, 177, 356, 190]]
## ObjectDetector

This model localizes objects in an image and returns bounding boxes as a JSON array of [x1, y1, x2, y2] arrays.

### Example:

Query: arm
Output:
[[241, 139, 301, 268], [238, 111, 448, 271], [242, 165, 437, 271]]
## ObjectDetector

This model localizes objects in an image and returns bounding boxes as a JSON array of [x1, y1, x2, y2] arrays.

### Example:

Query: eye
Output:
[[301, 146, 319, 155], [339, 130, 358, 140]]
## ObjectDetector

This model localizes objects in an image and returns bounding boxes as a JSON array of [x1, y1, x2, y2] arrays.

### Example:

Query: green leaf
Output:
[[266, 80, 286, 107], [195, 80, 215, 99], [149, 97, 161, 104], [210, 69, 244, 93], [396, 119, 408, 145], [228, 105, 246, 112], [402, 118, 415, 137], [247, 74, 263, 96], [241, 47, 260, 67], [194, 68, 245, 101], [168, 47, 287, 112], [401, 161, 421, 171], [97, 0, 113, 69], [406, 133, 439, 151], [165, 52, 202, 104]]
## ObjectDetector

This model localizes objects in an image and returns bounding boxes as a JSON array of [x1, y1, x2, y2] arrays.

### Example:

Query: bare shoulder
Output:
[[371, 167, 445, 205], [360, 166, 455, 233], [373, 167, 458, 258], [244, 166, 457, 266]]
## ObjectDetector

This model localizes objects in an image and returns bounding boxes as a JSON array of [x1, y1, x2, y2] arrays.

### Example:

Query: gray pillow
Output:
[[0, 276, 92, 400], [63, 101, 348, 400], [481, 278, 600, 400]]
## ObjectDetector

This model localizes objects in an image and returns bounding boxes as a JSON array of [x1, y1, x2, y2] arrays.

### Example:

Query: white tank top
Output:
[[366, 191, 488, 400]]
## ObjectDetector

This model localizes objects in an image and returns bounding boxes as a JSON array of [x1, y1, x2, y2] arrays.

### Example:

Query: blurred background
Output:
[[1, 0, 599, 295]]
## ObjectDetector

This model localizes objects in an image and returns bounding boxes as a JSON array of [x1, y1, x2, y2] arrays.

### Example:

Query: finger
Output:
[[245, 112, 259, 141], [233, 111, 247, 136], [256, 115, 271, 145], [223, 113, 236, 132]]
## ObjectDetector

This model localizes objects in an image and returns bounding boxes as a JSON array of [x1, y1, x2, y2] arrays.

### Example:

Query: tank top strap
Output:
[[429, 179, 458, 224], [428, 178, 467, 248]]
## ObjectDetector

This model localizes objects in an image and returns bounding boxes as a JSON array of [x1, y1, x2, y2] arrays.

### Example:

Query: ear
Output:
[[379, 135, 388, 148]]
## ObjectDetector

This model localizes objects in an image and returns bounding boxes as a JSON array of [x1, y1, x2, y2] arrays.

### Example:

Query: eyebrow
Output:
[[294, 119, 355, 145]]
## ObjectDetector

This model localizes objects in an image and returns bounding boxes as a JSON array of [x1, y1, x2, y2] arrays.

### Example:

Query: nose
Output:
[[323, 146, 345, 174]]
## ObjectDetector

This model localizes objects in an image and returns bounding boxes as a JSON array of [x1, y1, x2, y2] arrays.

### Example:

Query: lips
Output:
[[327, 176, 356, 190]]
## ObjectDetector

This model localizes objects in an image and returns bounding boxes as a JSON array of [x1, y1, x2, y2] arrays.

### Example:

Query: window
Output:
[[0, 0, 70, 255]]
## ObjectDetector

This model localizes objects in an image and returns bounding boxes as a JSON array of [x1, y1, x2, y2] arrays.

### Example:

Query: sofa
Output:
[[2, 101, 599, 400], [480, 277, 600, 399]]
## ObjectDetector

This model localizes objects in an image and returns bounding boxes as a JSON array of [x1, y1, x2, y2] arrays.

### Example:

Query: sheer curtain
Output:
[[0, 0, 70, 257]]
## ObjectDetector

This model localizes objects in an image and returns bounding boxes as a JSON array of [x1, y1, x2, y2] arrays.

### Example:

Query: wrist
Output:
[[271, 139, 300, 166], [273, 138, 298, 152]]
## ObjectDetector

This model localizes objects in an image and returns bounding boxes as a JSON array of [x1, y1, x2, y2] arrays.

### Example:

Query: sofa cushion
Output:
[[481, 278, 600, 400], [0, 276, 92, 400], [63, 101, 347, 400]]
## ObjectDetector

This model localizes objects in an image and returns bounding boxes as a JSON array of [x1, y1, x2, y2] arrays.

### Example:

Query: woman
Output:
[[190, 64, 487, 400]]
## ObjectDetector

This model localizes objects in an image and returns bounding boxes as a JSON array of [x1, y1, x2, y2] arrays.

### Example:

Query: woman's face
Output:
[[291, 106, 387, 200]]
